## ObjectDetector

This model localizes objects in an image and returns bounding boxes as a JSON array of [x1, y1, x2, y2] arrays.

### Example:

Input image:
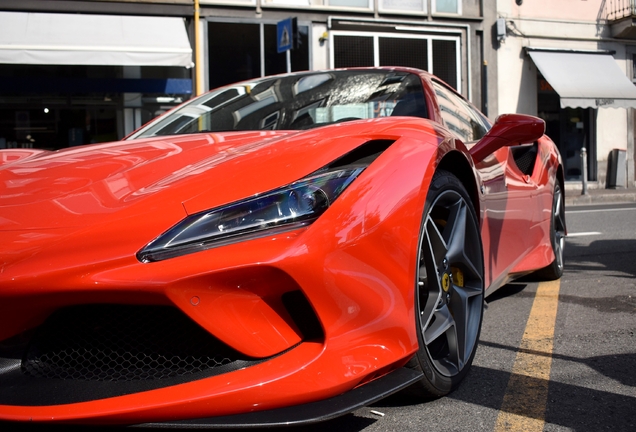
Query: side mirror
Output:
[[469, 114, 545, 163]]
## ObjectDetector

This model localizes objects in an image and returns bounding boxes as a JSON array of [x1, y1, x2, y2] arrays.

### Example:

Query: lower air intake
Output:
[[23, 304, 247, 382]]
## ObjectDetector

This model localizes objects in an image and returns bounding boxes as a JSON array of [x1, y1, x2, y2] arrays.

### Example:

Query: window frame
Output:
[[329, 31, 461, 93]]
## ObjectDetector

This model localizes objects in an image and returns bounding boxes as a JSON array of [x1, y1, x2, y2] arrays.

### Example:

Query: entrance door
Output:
[[538, 78, 596, 182], [560, 107, 591, 181]]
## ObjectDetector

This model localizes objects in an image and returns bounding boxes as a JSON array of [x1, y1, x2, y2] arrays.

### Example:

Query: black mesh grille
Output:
[[379, 37, 428, 71], [334, 35, 374, 68], [432, 39, 458, 90], [22, 305, 248, 382], [511, 144, 538, 175]]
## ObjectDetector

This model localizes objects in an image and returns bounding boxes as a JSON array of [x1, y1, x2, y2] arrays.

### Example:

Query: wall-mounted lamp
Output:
[[319, 31, 328, 44], [516, 0, 523, 5]]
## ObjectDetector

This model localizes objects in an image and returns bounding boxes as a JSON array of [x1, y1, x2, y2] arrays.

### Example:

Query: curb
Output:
[[565, 190, 636, 207]]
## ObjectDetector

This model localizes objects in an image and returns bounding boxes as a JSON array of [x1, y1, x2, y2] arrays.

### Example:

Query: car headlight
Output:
[[137, 166, 365, 262]]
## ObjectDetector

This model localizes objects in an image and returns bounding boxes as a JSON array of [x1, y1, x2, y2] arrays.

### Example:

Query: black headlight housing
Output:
[[137, 139, 395, 262], [138, 166, 364, 262]]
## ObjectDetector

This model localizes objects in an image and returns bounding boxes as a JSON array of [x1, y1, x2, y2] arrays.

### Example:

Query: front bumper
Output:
[[0, 133, 437, 424]]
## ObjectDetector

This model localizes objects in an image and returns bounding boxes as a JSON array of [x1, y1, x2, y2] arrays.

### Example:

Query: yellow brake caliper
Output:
[[433, 218, 465, 290], [451, 267, 464, 287]]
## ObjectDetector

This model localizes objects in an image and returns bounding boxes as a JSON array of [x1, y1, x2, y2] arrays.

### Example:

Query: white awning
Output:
[[0, 12, 192, 67], [528, 50, 636, 109]]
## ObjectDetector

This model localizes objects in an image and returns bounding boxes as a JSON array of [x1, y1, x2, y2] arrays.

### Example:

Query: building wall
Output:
[[198, 0, 498, 111], [496, 0, 634, 187], [503, 0, 602, 20]]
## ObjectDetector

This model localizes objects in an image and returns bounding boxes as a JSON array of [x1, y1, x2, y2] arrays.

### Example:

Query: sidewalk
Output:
[[565, 185, 636, 206]]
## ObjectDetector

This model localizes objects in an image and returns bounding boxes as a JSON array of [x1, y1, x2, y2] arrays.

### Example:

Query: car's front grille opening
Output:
[[22, 304, 250, 382], [0, 301, 311, 406]]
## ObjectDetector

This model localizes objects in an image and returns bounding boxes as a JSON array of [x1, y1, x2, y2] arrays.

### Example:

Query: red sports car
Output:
[[0, 68, 564, 427]]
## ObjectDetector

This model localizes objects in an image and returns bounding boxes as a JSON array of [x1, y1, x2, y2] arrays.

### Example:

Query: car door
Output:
[[431, 80, 537, 289]]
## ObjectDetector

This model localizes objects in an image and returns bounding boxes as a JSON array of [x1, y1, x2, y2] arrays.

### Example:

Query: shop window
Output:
[[264, 25, 309, 76], [537, 74, 596, 181], [379, 37, 428, 70], [332, 32, 460, 92], [208, 21, 310, 89], [333, 36, 374, 68], [208, 23, 261, 89], [432, 39, 458, 89], [0, 64, 188, 150]]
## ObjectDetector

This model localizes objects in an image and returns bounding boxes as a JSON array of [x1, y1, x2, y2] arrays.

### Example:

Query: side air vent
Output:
[[328, 139, 396, 169], [511, 143, 538, 176]]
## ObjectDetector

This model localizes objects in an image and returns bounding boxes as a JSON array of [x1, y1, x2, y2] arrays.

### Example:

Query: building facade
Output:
[[0, 0, 195, 151], [197, 0, 498, 121], [1, 0, 499, 150], [495, 0, 636, 188]]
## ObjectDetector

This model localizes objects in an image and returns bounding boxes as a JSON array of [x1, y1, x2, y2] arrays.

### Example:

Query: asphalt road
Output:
[[3, 202, 636, 432]]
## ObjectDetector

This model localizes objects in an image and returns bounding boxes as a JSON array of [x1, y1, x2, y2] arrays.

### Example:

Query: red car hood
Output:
[[0, 131, 293, 229], [0, 120, 406, 233]]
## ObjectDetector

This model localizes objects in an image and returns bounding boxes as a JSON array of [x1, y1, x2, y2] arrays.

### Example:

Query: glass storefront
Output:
[[207, 21, 310, 90], [0, 65, 191, 151], [538, 75, 596, 182]]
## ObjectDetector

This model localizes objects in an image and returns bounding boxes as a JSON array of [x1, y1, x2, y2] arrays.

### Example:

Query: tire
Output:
[[534, 181, 565, 280], [407, 170, 485, 398]]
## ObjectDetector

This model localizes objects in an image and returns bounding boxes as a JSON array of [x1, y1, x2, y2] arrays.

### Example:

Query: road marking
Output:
[[494, 280, 561, 432], [567, 207, 636, 214], [566, 231, 602, 237]]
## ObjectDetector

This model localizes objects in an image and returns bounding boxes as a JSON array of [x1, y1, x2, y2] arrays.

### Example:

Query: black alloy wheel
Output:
[[535, 181, 566, 280], [407, 170, 484, 397]]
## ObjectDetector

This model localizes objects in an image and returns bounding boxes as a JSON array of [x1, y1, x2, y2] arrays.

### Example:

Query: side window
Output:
[[432, 80, 490, 142]]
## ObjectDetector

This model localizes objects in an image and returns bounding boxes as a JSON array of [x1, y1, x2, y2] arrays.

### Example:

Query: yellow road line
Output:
[[494, 279, 561, 432]]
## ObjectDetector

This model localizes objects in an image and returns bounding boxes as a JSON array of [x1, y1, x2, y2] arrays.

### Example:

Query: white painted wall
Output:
[[496, 35, 536, 116], [508, 0, 603, 21], [312, 23, 329, 71], [598, 108, 629, 154]]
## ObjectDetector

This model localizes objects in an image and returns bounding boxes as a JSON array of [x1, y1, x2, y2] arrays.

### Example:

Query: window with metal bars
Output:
[[332, 33, 460, 91]]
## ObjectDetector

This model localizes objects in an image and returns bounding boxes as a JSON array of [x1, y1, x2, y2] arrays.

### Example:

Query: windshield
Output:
[[127, 70, 429, 139]]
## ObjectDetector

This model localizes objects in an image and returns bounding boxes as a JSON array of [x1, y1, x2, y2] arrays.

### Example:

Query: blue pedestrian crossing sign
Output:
[[277, 18, 295, 53]]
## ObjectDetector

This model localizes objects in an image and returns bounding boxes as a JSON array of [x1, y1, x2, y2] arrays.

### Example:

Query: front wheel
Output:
[[407, 170, 484, 397]]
